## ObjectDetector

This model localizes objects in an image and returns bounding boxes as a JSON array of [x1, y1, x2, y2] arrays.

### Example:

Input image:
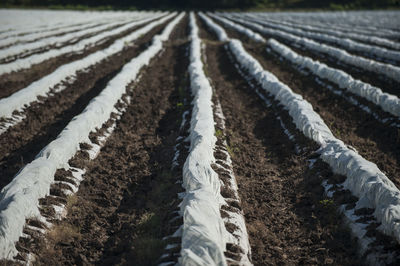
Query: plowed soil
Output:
[[199, 18, 360, 265], [0, 20, 130, 64], [2, 12, 400, 266], [0, 15, 169, 99], [230, 18, 399, 97], [0, 21, 106, 50], [0, 20, 170, 190], [248, 43, 400, 187], [220, 23, 400, 188], [21, 15, 189, 265]]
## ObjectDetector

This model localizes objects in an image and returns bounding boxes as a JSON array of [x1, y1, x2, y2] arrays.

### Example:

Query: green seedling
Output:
[[215, 129, 223, 138], [178, 85, 186, 101], [319, 198, 334, 208], [227, 144, 240, 157]]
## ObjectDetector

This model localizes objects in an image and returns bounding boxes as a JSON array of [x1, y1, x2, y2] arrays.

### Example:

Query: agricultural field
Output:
[[0, 9, 399, 265]]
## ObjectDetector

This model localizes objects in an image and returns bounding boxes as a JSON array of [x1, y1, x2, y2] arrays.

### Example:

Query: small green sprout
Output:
[[319, 199, 334, 207], [215, 129, 223, 138]]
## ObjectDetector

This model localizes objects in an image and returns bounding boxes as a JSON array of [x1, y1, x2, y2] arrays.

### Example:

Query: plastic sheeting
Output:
[[0, 18, 133, 60], [241, 14, 400, 62], [230, 38, 400, 247], [268, 38, 400, 118], [0, 12, 167, 75], [0, 12, 184, 260], [0, 13, 171, 121], [248, 14, 400, 50], [201, 12, 400, 249], [179, 13, 229, 266], [208, 13, 265, 43], [222, 14, 400, 83], [0, 12, 153, 48]]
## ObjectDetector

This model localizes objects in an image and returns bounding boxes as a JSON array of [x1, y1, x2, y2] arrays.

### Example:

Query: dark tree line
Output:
[[2, 0, 258, 9], [2, 0, 399, 9]]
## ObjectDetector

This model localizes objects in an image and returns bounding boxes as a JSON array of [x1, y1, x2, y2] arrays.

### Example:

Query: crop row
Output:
[[0, 10, 399, 264]]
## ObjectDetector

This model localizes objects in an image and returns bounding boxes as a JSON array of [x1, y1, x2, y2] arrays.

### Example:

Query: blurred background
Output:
[[1, 0, 399, 11]]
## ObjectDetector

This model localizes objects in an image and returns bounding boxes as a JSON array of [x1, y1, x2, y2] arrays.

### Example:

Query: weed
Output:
[[202, 64, 209, 77], [48, 224, 81, 244], [178, 85, 186, 101], [177, 72, 188, 102], [131, 211, 165, 265], [138, 212, 159, 230], [131, 238, 165, 265], [215, 129, 223, 138], [317, 198, 338, 224], [319, 199, 334, 207], [226, 144, 239, 157], [66, 194, 79, 211], [335, 128, 341, 138]]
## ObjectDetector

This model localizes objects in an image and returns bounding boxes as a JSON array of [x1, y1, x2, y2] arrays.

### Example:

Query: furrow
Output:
[[0, 13, 176, 130], [0, 14, 168, 99], [251, 12, 400, 40], [245, 13, 400, 51], [267, 39, 400, 119], [197, 14, 365, 265], [12, 14, 189, 264], [0, 14, 139, 49], [177, 13, 251, 266], [243, 41, 400, 189], [234, 14, 400, 65], [0, 13, 184, 260], [0, 18, 135, 63], [0, 18, 169, 193], [0, 13, 167, 76], [210, 14, 400, 121], [0, 10, 142, 40], [222, 14, 400, 83], [200, 12, 400, 264]]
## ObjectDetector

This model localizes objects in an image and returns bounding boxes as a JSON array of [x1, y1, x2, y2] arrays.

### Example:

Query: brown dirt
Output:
[[240, 43, 400, 189], [229, 18, 400, 97], [0, 15, 169, 100], [0, 21, 170, 190], [0, 21, 132, 64], [2, 14, 398, 266], [20, 16, 190, 265], [283, 42, 400, 98], [217, 21, 400, 188], [0, 21, 115, 50], [0, 21, 96, 42], [267, 23, 400, 51], [212, 97, 251, 264], [242, 18, 400, 66], [199, 17, 361, 265]]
